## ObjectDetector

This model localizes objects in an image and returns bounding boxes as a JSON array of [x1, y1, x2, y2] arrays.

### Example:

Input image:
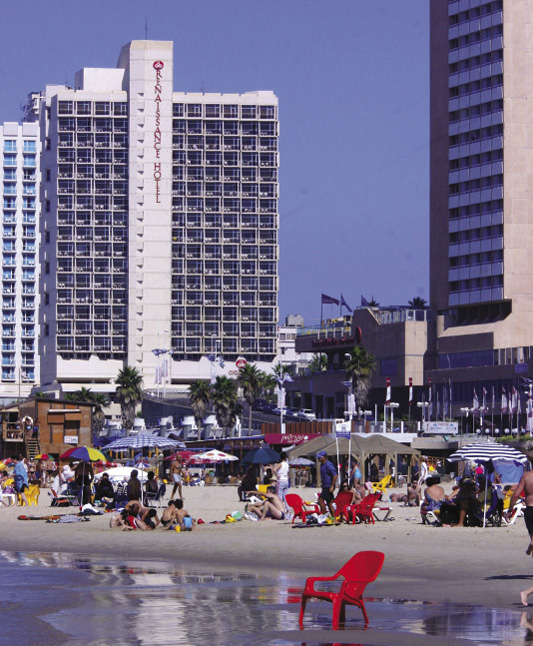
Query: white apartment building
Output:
[[0, 122, 40, 402], [35, 40, 279, 393]]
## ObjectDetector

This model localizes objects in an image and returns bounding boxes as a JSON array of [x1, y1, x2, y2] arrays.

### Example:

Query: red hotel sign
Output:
[[153, 60, 164, 203]]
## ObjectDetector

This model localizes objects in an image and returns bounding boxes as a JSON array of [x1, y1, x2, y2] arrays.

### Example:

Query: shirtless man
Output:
[[247, 486, 285, 521], [507, 470, 533, 606], [160, 500, 179, 528], [170, 458, 183, 500]]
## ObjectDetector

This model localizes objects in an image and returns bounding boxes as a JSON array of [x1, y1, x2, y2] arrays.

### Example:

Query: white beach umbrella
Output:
[[194, 449, 238, 462], [93, 466, 148, 482]]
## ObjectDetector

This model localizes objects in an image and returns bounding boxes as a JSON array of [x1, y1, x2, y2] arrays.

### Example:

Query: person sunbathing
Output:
[[246, 486, 285, 520], [421, 477, 446, 514]]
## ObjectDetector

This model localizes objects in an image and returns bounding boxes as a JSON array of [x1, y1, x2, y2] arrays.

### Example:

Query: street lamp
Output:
[[388, 402, 399, 433], [417, 400, 430, 426], [341, 379, 354, 424], [275, 372, 294, 435], [460, 407, 470, 436], [207, 339, 224, 385]]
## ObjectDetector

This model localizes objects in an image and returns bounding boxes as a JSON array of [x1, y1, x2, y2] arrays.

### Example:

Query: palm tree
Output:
[[211, 376, 241, 434], [408, 296, 427, 308], [367, 296, 379, 307], [344, 346, 376, 411], [91, 392, 110, 436], [188, 380, 211, 431], [237, 363, 262, 433], [115, 366, 144, 431], [309, 353, 328, 374]]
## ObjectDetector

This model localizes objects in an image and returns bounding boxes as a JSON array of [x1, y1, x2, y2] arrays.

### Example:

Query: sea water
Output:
[[0, 551, 530, 646]]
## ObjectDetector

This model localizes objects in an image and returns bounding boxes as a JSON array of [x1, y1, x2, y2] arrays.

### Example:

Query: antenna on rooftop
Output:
[[144, 18, 148, 39]]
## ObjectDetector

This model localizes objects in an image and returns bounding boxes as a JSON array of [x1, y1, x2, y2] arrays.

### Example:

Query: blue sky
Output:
[[1, 0, 429, 326]]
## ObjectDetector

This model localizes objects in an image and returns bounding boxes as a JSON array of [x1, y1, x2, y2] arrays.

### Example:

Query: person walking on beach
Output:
[[507, 470, 533, 556], [13, 456, 29, 506], [170, 458, 183, 500], [317, 451, 337, 516], [273, 453, 290, 510]]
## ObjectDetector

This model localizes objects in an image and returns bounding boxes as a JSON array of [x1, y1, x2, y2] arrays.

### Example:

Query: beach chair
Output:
[[501, 500, 524, 526], [19, 484, 40, 506], [344, 492, 381, 525], [472, 489, 503, 527], [332, 490, 355, 523], [299, 550, 385, 628], [371, 475, 392, 495], [285, 493, 321, 524], [145, 483, 166, 507]]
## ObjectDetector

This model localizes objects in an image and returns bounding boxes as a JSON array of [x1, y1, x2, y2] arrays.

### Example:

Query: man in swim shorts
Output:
[[507, 469, 533, 606], [170, 458, 183, 500]]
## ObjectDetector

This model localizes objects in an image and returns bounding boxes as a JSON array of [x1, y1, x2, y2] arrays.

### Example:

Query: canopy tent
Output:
[[286, 434, 421, 486]]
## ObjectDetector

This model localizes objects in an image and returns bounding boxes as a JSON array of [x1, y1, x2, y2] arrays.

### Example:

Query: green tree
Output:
[[188, 380, 211, 431], [115, 366, 144, 431], [309, 353, 328, 374], [237, 363, 262, 432], [344, 346, 376, 411], [408, 296, 427, 308], [211, 376, 241, 434], [367, 296, 379, 307], [65, 387, 109, 436]]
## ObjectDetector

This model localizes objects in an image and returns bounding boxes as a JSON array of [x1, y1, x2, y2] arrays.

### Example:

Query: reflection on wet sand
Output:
[[1, 551, 533, 646]]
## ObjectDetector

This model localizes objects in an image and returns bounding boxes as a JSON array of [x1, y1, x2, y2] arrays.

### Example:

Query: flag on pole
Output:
[[473, 388, 479, 413], [501, 387, 508, 414], [512, 386, 518, 414], [361, 295, 370, 308], [408, 377, 413, 407], [436, 390, 441, 420], [385, 378, 391, 406], [340, 294, 353, 313], [492, 386, 495, 413], [444, 384, 448, 419], [527, 390, 533, 432], [321, 293, 340, 306], [428, 379, 433, 420], [482, 387, 487, 412]]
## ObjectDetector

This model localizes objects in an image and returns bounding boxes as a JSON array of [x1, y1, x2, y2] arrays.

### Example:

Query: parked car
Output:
[[297, 409, 316, 421]]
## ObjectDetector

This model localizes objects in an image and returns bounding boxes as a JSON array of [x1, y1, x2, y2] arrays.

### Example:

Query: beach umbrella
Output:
[[447, 443, 527, 527], [104, 433, 184, 452], [34, 453, 49, 461], [60, 446, 107, 462], [289, 457, 314, 467], [93, 466, 148, 482], [194, 449, 238, 462], [242, 447, 280, 465], [447, 443, 528, 465]]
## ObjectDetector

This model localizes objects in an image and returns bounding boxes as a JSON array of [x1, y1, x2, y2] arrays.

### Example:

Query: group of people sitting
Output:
[[416, 475, 504, 526], [109, 498, 194, 531]]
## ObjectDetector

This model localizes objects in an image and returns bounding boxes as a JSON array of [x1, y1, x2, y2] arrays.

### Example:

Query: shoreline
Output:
[[3, 484, 532, 612]]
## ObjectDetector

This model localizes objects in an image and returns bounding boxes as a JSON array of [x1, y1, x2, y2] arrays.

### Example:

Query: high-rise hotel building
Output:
[[429, 1, 533, 404], [0, 122, 40, 401], [34, 41, 278, 391]]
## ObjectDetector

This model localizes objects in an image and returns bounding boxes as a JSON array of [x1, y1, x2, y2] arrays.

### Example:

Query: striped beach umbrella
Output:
[[104, 433, 183, 452], [447, 442, 528, 464]]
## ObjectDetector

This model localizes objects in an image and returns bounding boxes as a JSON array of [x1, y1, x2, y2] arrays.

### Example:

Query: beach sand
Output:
[[3, 481, 531, 612]]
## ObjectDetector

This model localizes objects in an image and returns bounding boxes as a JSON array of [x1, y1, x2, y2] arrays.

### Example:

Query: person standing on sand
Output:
[[170, 458, 183, 500], [507, 470, 533, 606], [317, 451, 337, 516]]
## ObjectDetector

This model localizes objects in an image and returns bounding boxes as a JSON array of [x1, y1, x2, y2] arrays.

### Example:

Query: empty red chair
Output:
[[285, 493, 321, 524], [299, 551, 385, 628]]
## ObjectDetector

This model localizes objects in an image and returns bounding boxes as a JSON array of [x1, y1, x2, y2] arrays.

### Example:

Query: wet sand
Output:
[[3, 482, 532, 611]]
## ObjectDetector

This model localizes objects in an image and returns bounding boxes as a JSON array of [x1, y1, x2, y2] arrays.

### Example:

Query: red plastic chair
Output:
[[332, 490, 355, 522], [299, 550, 385, 628], [344, 492, 381, 525], [285, 493, 321, 524]]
